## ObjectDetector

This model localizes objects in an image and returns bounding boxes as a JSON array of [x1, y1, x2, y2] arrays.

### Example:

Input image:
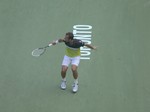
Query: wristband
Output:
[[55, 40, 59, 43]]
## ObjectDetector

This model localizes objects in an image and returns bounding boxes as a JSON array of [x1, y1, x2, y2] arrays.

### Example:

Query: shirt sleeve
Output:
[[79, 40, 85, 47]]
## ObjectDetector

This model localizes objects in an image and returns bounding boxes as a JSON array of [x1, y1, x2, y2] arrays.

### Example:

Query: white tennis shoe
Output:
[[72, 83, 78, 93], [60, 80, 66, 90]]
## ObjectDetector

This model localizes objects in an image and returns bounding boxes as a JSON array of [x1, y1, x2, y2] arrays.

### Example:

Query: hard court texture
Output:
[[0, 0, 150, 112]]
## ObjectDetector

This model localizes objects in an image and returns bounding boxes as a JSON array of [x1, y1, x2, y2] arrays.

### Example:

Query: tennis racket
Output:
[[31, 43, 52, 57]]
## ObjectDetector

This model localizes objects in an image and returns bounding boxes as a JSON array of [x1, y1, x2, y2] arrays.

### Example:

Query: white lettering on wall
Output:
[[73, 25, 92, 60]]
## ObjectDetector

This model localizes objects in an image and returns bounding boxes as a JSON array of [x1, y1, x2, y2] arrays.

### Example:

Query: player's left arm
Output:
[[84, 43, 97, 50]]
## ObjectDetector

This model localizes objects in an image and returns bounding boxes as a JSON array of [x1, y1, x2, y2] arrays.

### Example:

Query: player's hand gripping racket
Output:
[[31, 43, 52, 57]]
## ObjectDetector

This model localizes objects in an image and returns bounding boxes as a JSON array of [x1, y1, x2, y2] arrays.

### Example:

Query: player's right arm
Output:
[[50, 38, 65, 45], [58, 38, 65, 43]]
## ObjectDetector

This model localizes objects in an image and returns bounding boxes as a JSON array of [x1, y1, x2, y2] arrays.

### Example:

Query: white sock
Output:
[[62, 78, 66, 82], [74, 79, 78, 84]]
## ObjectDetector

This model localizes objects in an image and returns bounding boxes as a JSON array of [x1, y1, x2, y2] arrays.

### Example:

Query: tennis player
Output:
[[51, 32, 96, 93]]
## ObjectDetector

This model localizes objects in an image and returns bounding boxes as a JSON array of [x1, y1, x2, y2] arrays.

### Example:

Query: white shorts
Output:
[[62, 55, 80, 67]]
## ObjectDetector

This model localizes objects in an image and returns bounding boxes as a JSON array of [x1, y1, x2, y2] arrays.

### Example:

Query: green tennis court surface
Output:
[[0, 0, 150, 112]]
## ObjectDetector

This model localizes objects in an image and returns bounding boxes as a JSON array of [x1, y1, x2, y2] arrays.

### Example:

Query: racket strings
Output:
[[32, 48, 45, 57]]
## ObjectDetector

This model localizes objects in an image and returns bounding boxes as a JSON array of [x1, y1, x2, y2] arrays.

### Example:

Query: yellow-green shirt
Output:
[[64, 39, 85, 57]]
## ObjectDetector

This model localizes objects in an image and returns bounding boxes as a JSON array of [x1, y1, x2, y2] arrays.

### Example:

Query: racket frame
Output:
[[31, 43, 52, 57]]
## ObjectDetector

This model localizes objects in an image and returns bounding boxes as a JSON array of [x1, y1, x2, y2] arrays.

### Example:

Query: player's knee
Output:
[[71, 66, 77, 72], [61, 69, 67, 73], [61, 66, 68, 73]]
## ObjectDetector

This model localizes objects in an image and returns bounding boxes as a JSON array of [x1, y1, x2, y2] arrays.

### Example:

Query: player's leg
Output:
[[71, 56, 80, 92], [71, 65, 78, 80], [60, 55, 71, 89], [61, 65, 68, 79]]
